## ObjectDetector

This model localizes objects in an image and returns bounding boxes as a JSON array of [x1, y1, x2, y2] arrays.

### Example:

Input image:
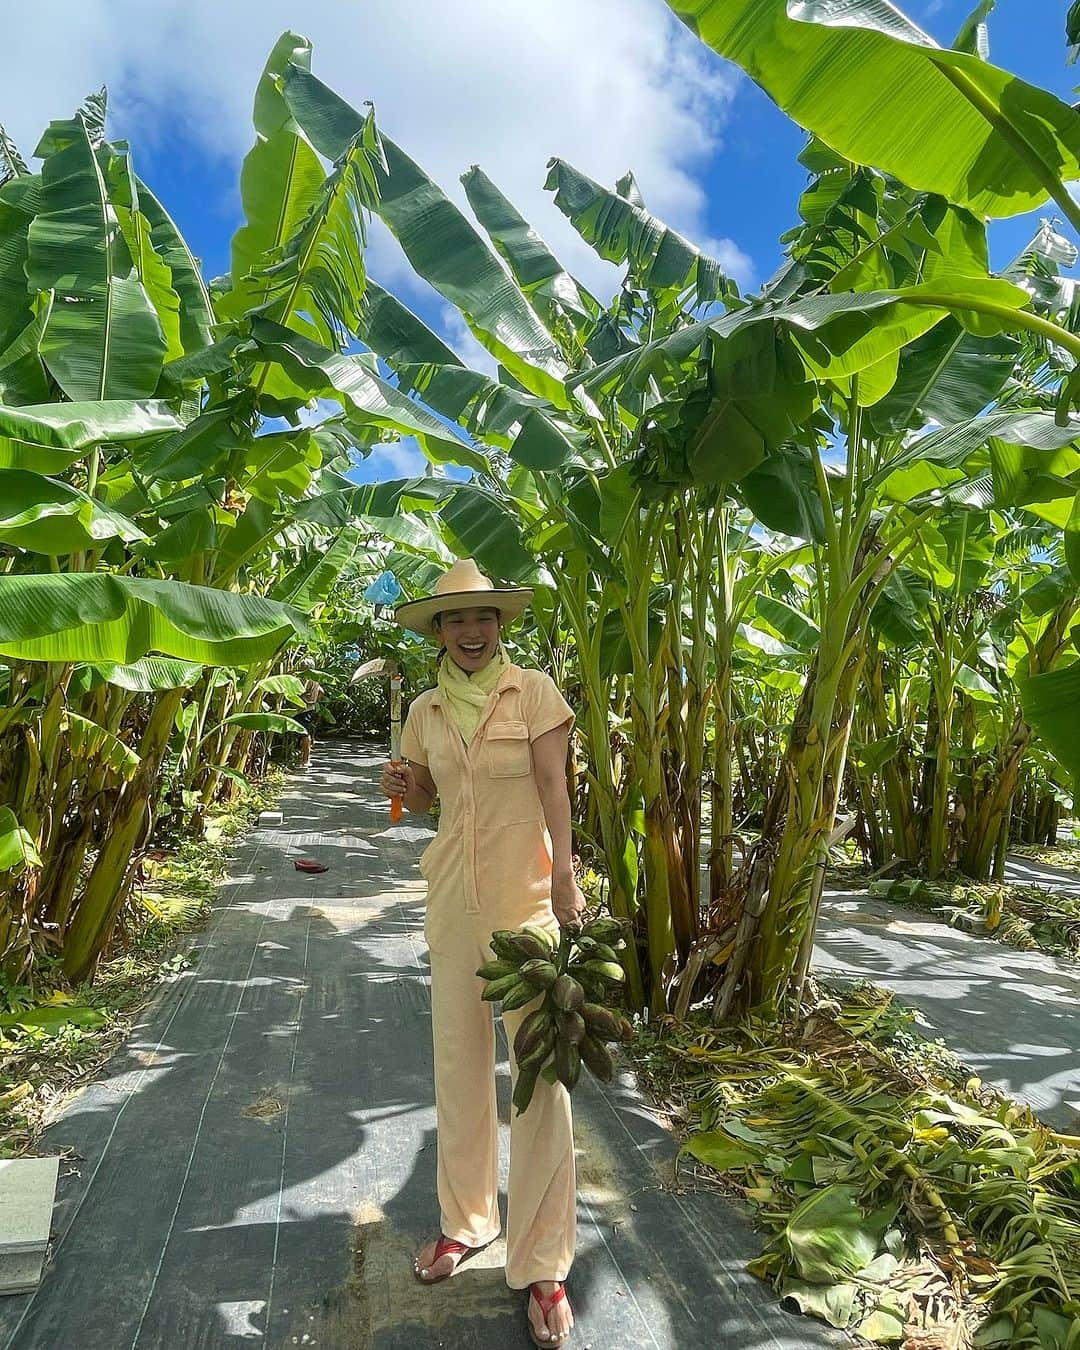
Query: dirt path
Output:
[[1, 743, 839, 1350], [813, 859, 1080, 1131]]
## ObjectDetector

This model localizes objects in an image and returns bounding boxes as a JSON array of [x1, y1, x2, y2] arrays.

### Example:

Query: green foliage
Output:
[[0, 768, 285, 1156], [633, 993, 1080, 1346], [0, 44, 385, 984]]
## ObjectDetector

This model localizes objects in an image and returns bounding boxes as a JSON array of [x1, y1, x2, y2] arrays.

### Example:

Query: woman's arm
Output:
[[532, 723, 586, 926]]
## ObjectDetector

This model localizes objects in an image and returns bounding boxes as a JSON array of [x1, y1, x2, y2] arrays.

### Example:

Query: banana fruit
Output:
[[472, 912, 636, 1114]]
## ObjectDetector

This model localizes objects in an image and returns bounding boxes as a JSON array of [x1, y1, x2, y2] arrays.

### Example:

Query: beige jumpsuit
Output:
[[399, 662, 577, 1289]]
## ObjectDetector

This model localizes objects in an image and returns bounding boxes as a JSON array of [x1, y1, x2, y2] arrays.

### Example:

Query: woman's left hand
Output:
[[551, 872, 587, 928]]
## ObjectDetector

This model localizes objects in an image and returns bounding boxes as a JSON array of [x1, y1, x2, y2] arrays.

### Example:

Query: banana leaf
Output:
[[868, 319, 1018, 435], [250, 317, 490, 473], [27, 117, 165, 398], [0, 1003, 106, 1031], [135, 176, 214, 355], [0, 806, 41, 873], [278, 58, 571, 406], [0, 398, 183, 460], [64, 711, 141, 781], [216, 33, 329, 336], [139, 407, 244, 484], [0, 468, 145, 553], [0, 293, 54, 405], [271, 524, 362, 611], [670, 0, 1080, 219], [883, 408, 1080, 480], [0, 171, 40, 354], [545, 157, 735, 308], [0, 574, 313, 665], [1018, 660, 1080, 792], [100, 144, 184, 365], [254, 673, 306, 703], [217, 712, 307, 736], [754, 594, 821, 652], [78, 656, 205, 692], [577, 278, 1030, 404], [359, 279, 464, 368], [462, 164, 600, 337], [250, 109, 384, 344], [782, 1183, 894, 1284]]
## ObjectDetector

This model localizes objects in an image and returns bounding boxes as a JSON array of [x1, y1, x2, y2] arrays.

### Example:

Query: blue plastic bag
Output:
[[363, 570, 402, 607]]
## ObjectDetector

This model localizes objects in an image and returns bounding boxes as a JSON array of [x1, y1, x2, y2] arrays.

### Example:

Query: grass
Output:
[[0, 767, 286, 1158], [625, 983, 1080, 1349]]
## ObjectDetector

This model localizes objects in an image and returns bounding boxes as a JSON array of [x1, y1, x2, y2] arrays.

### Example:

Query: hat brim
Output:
[[392, 587, 533, 637]]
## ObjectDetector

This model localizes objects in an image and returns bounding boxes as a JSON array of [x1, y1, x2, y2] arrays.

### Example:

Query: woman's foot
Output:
[[412, 1233, 488, 1283], [527, 1281, 573, 1346]]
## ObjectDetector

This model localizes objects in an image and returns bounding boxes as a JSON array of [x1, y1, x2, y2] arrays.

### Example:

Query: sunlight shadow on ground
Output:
[[814, 889, 1080, 1128], [2, 740, 842, 1350]]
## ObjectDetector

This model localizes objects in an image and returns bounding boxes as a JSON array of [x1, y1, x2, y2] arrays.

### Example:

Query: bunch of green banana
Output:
[[474, 914, 635, 1115]]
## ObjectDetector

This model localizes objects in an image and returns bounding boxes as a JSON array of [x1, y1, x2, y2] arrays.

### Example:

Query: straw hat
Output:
[[392, 559, 533, 637]]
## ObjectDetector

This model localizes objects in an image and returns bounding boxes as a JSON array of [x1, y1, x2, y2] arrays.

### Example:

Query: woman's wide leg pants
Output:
[[428, 922, 576, 1289]]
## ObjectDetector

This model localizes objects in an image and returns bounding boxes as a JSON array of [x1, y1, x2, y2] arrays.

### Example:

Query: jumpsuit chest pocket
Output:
[[485, 720, 531, 777]]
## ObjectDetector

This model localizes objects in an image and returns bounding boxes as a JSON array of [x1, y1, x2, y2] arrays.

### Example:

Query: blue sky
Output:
[[5, 0, 1077, 483]]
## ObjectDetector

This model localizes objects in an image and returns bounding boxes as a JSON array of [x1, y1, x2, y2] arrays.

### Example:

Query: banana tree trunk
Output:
[[961, 594, 1078, 877], [960, 713, 1029, 879], [750, 624, 851, 1014], [927, 677, 954, 878], [63, 688, 185, 983], [709, 508, 735, 898]]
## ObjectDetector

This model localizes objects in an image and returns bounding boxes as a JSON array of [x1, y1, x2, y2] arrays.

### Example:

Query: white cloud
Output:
[[359, 439, 428, 480], [700, 236, 758, 293], [3, 0, 751, 310], [439, 306, 500, 376]]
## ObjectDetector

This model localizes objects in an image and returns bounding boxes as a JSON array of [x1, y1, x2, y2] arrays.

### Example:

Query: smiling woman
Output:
[[379, 557, 583, 1347]]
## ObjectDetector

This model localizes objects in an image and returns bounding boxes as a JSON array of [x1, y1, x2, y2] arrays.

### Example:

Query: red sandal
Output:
[[527, 1282, 572, 1347], [412, 1233, 490, 1285]]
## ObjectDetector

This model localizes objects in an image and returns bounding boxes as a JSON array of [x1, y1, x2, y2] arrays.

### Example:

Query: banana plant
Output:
[[265, 26, 1080, 1022], [0, 44, 399, 983]]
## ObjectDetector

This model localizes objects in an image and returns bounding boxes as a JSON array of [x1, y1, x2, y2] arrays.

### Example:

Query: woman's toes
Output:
[[415, 1242, 439, 1280]]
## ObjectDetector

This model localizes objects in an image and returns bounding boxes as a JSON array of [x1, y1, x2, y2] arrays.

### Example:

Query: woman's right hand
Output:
[[380, 760, 415, 800]]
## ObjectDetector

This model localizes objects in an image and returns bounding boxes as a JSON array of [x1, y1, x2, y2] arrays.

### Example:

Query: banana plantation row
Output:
[[2, 6, 1080, 1022]]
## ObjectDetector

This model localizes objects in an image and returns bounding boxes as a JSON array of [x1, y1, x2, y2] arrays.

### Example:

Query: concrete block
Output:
[[258, 810, 283, 827], [0, 1156, 58, 1294], [0, 1247, 48, 1296], [0, 1157, 59, 1255]]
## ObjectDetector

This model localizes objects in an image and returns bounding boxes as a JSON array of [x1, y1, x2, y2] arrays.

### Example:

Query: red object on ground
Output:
[[293, 859, 329, 874]]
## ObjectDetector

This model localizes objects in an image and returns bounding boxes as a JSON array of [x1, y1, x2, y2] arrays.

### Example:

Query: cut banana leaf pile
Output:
[[869, 875, 1080, 963], [625, 985, 1080, 1350], [477, 915, 634, 1114]]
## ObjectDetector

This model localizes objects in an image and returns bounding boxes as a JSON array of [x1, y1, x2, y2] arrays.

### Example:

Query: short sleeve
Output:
[[525, 672, 575, 742], [400, 699, 428, 766]]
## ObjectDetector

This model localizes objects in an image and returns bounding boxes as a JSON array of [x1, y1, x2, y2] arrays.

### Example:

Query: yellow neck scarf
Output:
[[437, 643, 509, 744]]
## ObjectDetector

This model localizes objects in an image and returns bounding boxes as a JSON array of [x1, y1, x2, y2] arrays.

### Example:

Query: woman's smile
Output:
[[438, 607, 501, 669]]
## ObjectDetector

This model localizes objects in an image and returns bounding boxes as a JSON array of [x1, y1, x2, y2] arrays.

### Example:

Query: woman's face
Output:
[[436, 606, 501, 673]]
